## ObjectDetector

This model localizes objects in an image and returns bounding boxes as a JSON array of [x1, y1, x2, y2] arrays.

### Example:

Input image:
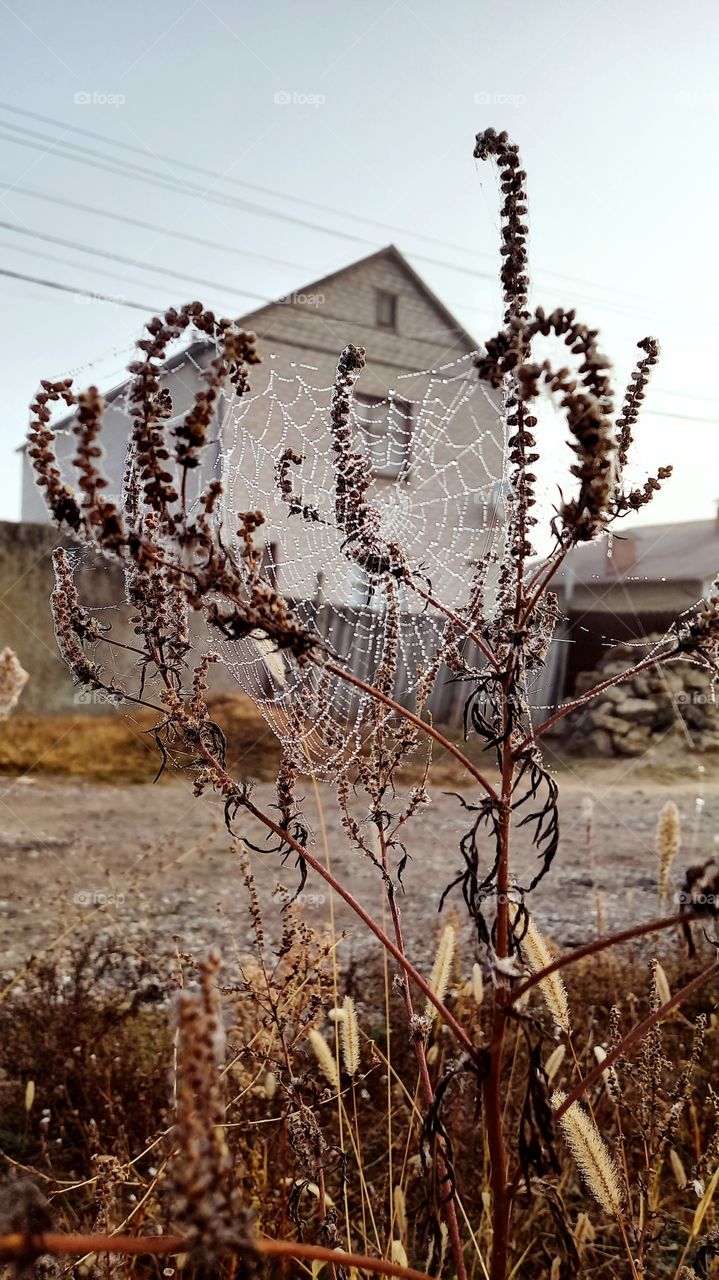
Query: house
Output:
[[22, 245, 503, 612], [541, 516, 719, 709], [14, 246, 504, 719]]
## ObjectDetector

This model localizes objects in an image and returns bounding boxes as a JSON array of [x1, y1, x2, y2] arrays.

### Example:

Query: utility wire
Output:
[[0, 119, 656, 318], [0, 98, 656, 304], [0, 266, 157, 310], [4, 263, 716, 423]]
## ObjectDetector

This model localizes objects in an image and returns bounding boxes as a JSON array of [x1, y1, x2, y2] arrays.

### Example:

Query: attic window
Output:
[[376, 289, 397, 330]]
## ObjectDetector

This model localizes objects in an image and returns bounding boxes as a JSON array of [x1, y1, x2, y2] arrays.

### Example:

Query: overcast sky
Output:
[[1, 0, 717, 527]]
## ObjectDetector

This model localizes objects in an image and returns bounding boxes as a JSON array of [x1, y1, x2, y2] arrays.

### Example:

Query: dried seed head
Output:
[[0, 648, 29, 720], [551, 1089, 624, 1216], [308, 1029, 339, 1089], [393, 1184, 407, 1240], [512, 907, 571, 1033], [471, 962, 484, 1007], [656, 800, 681, 902], [425, 924, 456, 1017], [340, 995, 360, 1077], [670, 1148, 688, 1190], [545, 1044, 566, 1082], [653, 960, 672, 1010], [593, 1045, 620, 1101]]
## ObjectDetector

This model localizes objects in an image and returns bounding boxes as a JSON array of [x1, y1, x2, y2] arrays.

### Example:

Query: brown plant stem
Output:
[[232, 789, 478, 1061], [516, 651, 673, 749], [408, 582, 499, 670], [377, 827, 468, 1280], [485, 678, 514, 1280], [322, 659, 500, 801], [555, 959, 719, 1120], [506, 909, 699, 1007], [0, 1232, 436, 1279]]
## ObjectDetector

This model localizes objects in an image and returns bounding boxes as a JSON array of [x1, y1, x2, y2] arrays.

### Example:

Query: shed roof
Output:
[[555, 517, 719, 591]]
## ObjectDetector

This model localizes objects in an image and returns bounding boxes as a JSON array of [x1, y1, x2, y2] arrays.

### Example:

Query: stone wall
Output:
[[556, 641, 719, 757]]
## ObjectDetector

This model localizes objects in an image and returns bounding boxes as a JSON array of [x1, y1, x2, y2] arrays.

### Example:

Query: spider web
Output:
[[207, 349, 508, 777]]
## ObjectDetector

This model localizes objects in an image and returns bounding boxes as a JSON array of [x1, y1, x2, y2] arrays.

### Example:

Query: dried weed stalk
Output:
[[25, 128, 719, 1280]]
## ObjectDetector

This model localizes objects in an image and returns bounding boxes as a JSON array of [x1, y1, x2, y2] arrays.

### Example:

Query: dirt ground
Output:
[[1, 756, 717, 984]]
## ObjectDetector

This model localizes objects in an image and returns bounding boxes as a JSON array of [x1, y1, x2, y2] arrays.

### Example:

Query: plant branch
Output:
[[230, 788, 478, 1062], [0, 1232, 436, 1280], [506, 909, 700, 1007], [555, 959, 719, 1120], [516, 651, 674, 749], [322, 659, 500, 801]]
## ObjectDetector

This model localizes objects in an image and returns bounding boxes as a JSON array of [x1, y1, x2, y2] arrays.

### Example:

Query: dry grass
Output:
[[1, 923, 718, 1279]]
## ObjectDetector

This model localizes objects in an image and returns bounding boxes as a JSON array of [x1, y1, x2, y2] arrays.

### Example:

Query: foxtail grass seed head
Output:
[[425, 923, 456, 1017], [340, 995, 360, 1077], [656, 800, 681, 901], [551, 1089, 624, 1216], [593, 1044, 620, 1101], [471, 962, 484, 1006], [545, 1044, 566, 1082], [309, 1029, 339, 1089], [653, 960, 672, 1010], [393, 1184, 407, 1240], [0, 648, 29, 720], [391, 1241, 409, 1269], [513, 907, 571, 1033], [670, 1148, 688, 1189]]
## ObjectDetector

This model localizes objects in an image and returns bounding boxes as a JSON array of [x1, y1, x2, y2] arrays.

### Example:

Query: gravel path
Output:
[[1, 767, 716, 981]]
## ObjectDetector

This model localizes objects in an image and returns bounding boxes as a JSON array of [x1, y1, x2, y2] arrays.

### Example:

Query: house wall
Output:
[[221, 254, 503, 612]]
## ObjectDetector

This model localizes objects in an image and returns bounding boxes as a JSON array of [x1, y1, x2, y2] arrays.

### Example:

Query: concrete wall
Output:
[[0, 520, 129, 713]]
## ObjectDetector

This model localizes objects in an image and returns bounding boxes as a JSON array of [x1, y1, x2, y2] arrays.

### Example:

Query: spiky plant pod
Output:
[[657, 800, 681, 903], [308, 1029, 339, 1089], [512, 907, 571, 1034], [425, 924, 456, 1017], [340, 995, 360, 1077], [551, 1089, 624, 1217]]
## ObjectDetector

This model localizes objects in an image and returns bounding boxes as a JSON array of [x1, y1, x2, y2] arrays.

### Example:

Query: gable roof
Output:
[[35, 245, 479, 438], [236, 244, 479, 351]]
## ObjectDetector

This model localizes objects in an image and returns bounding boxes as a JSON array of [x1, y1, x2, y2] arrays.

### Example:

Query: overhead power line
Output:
[[0, 217, 272, 305], [0, 266, 156, 310], [0, 118, 658, 318], [0, 98, 656, 304], [4, 262, 716, 423]]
